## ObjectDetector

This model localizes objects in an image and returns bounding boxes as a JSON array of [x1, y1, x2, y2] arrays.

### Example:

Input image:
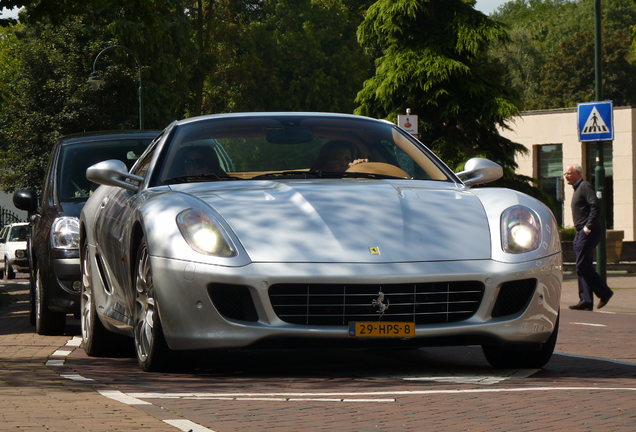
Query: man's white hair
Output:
[[569, 163, 583, 173]]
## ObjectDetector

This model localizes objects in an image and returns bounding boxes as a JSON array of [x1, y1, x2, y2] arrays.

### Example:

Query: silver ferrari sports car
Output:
[[80, 112, 561, 371]]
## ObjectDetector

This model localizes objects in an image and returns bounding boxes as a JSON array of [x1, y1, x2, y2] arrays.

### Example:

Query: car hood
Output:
[[170, 180, 492, 263]]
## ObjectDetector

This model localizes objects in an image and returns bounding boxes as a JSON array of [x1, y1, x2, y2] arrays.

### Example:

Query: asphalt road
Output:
[[1, 273, 635, 431]]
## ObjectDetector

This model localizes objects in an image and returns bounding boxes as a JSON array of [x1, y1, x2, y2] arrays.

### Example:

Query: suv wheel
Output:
[[34, 267, 66, 335], [5, 258, 15, 280]]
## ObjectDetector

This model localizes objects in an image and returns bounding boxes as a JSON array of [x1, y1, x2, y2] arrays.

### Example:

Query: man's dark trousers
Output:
[[573, 228, 613, 305]]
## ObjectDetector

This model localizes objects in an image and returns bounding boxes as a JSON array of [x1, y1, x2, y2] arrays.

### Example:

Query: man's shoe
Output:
[[597, 291, 614, 310], [569, 302, 593, 311]]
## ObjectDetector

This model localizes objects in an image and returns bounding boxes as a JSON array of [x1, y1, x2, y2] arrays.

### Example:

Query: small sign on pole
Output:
[[577, 101, 613, 142], [398, 108, 418, 136]]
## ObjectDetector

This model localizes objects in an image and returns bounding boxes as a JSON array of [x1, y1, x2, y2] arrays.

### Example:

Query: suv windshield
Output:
[[57, 138, 152, 201], [159, 116, 451, 184]]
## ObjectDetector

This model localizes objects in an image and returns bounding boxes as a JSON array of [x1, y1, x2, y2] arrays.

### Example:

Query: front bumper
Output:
[[45, 257, 81, 313], [150, 254, 562, 351]]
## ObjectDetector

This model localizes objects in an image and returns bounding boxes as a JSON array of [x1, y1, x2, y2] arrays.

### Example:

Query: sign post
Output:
[[397, 108, 418, 137], [577, 101, 614, 280]]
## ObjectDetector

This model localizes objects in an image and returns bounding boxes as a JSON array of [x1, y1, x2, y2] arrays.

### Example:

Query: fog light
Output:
[[73, 281, 82, 291]]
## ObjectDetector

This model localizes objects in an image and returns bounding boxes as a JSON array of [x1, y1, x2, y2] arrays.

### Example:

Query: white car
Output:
[[0, 222, 30, 280]]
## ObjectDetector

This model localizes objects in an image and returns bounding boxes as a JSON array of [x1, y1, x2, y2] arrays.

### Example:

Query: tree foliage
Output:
[[355, 0, 525, 172], [492, 0, 636, 109], [0, 1, 192, 191]]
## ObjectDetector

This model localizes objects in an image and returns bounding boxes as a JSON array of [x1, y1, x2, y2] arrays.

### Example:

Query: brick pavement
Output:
[[0, 271, 634, 431], [0, 279, 173, 431]]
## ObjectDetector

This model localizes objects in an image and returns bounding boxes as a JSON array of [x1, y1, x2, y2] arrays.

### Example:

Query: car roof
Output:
[[174, 112, 391, 126], [6, 222, 29, 227], [57, 130, 160, 145]]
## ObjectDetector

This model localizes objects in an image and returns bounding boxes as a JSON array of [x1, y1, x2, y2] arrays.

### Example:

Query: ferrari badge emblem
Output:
[[372, 291, 390, 317], [369, 246, 381, 255]]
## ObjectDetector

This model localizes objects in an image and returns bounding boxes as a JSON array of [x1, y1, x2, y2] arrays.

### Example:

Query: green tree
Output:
[[203, 0, 373, 113], [493, 0, 636, 109], [0, 24, 21, 106], [0, 2, 193, 191], [536, 27, 636, 108], [355, 0, 526, 172]]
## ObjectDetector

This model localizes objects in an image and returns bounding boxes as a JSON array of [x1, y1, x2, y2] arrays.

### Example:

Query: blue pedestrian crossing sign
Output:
[[577, 101, 614, 142]]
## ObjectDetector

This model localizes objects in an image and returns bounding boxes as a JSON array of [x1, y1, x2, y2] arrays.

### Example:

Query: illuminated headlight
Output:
[[501, 206, 541, 253], [51, 217, 80, 249], [176, 209, 236, 257]]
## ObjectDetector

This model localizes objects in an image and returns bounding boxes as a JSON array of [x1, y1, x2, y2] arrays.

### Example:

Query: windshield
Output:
[[9, 225, 29, 242], [158, 116, 451, 184], [57, 138, 152, 201]]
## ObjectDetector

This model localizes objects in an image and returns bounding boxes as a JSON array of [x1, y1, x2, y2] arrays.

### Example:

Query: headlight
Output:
[[15, 250, 26, 259], [51, 217, 80, 249], [176, 209, 236, 257], [501, 205, 541, 253]]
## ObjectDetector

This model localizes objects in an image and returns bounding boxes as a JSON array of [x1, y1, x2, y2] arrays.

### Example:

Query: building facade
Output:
[[499, 106, 636, 241]]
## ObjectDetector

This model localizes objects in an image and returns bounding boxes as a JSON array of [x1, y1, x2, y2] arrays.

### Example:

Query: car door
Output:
[[93, 143, 159, 324]]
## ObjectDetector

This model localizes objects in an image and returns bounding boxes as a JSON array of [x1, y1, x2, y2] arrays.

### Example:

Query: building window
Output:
[[585, 142, 613, 229], [536, 144, 563, 225]]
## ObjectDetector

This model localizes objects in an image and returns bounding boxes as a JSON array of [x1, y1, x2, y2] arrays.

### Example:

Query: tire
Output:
[[6, 258, 15, 280], [482, 314, 559, 369], [34, 266, 66, 335], [81, 244, 125, 356], [0, 258, 4, 280], [133, 239, 171, 372], [28, 266, 36, 326]]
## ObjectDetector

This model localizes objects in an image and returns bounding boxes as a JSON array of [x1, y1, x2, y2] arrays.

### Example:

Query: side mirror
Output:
[[86, 159, 144, 192], [13, 189, 38, 213], [456, 158, 503, 187]]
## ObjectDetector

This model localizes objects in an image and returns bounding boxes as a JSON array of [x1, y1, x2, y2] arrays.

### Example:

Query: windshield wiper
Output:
[[337, 171, 406, 180], [252, 170, 325, 179], [164, 173, 241, 185], [252, 170, 406, 180]]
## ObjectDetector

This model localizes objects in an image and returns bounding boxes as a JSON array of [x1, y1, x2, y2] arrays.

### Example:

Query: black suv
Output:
[[13, 131, 158, 335]]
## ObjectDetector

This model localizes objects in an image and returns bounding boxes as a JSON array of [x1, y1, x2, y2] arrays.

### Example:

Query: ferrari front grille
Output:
[[269, 281, 485, 326]]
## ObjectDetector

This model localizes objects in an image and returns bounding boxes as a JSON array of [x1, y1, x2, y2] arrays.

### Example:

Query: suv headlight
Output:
[[51, 217, 80, 249], [501, 205, 541, 253], [176, 209, 236, 257]]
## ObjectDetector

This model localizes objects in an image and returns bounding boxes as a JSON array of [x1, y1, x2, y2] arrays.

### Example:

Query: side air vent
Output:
[[491, 278, 537, 318]]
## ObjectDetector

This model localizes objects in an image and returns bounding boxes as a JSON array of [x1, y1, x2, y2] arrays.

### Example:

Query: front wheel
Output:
[[482, 315, 559, 369], [133, 239, 171, 372], [34, 267, 66, 335]]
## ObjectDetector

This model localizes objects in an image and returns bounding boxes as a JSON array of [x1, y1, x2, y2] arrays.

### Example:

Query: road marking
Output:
[[570, 322, 607, 327], [164, 419, 216, 432], [183, 396, 395, 403], [45, 359, 65, 367], [129, 387, 636, 401], [51, 349, 72, 357], [66, 336, 82, 347], [99, 390, 152, 405], [394, 368, 537, 385], [556, 352, 636, 367], [61, 373, 95, 382]]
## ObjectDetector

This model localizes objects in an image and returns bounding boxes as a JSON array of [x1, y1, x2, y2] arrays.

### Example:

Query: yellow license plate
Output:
[[349, 322, 415, 338]]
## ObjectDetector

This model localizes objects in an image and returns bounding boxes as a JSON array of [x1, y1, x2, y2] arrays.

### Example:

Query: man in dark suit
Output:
[[563, 164, 614, 310]]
